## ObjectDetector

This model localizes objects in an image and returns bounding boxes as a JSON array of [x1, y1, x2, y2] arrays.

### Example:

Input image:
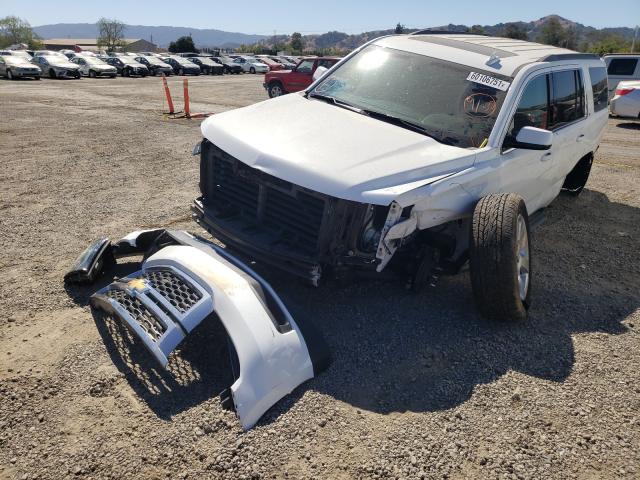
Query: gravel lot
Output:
[[1, 74, 639, 480]]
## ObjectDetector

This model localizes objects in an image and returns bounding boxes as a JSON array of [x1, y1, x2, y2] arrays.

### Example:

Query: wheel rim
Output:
[[250, 67, 255, 74], [270, 85, 282, 97], [7, 70, 12, 79], [516, 214, 530, 301]]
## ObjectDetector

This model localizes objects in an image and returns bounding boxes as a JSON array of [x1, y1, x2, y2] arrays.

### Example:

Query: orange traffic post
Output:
[[183, 78, 190, 118], [162, 73, 175, 114]]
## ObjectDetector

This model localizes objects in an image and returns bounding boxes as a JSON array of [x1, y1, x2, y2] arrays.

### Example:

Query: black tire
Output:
[[110, 74, 116, 79], [7, 69, 14, 80], [74, 71, 81, 79], [49, 68, 57, 79], [249, 67, 256, 74], [89, 70, 97, 78], [562, 154, 593, 196], [469, 193, 531, 322], [268, 82, 285, 98]]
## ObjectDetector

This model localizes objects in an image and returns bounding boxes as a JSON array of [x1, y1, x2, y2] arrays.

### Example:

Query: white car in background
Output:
[[31, 55, 81, 79], [234, 56, 269, 74], [604, 54, 640, 99], [71, 56, 118, 78], [609, 80, 640, 119]]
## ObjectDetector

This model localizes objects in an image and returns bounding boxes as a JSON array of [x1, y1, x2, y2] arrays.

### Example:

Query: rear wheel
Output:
[[49, 68, 57, 79], [89, 70, 97, 78], [7, 69, 13, 80], [268, 82, 285, 98], [562, 154, 593, 196], [469, 193, 531, 322]]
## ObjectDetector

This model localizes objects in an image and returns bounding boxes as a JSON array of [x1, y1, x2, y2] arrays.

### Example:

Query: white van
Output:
[[604, 54, 640, 98]]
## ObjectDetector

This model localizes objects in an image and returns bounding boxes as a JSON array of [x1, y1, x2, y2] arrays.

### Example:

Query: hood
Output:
[[48, 59, 77, 68], [201, 93, 476, 205]]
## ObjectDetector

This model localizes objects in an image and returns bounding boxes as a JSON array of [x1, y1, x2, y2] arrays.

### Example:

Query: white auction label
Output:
[[466, 72, 511, 91]]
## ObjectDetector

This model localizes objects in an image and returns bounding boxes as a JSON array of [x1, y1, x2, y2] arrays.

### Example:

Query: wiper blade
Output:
[[307, 93, 365, 114], [360, 109, 456, 146]]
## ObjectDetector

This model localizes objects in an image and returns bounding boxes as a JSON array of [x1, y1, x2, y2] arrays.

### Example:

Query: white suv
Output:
[[192, 33, 608, 322]]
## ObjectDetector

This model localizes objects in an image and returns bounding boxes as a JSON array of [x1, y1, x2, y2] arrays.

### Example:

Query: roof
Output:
[[43, 38, 146, 46], [374, 34, 598, 77]]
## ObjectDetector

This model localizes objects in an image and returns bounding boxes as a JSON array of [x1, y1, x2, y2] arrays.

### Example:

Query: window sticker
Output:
[[466, 72, 511, 91]]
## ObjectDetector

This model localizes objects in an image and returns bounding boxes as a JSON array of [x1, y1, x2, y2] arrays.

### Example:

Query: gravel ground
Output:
[[0, 74, 639, 480]]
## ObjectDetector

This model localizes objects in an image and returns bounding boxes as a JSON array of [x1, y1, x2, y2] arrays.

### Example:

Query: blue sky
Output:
[[4, 0, 639, 34]]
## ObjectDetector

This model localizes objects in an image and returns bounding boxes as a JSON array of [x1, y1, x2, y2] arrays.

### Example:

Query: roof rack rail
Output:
[[410, 29, 488, 36], [539, 53, 600, 61]]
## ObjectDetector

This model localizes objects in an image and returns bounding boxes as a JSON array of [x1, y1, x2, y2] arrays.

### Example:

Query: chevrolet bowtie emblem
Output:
[[127, 278, 147, 291]]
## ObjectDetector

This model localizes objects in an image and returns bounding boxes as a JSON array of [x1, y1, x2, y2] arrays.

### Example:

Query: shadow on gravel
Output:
[[616, 122, 640, 130], [63, 189, 639, 423]]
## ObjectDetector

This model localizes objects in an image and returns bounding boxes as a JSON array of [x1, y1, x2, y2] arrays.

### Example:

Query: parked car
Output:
[[255, 56, 283, 71], [0, 55, 41, 79], [31, 55, 80, 79], [0, 50, 32, 59], [193, 33, 608, 322], [604, 54, 640, 99], [188, 56, 224, 75], [104, 56, 149, 77], [212, 56, 242, 74], [609, 80, 640, 119], [137, 51, 163, 58], [33, 50, 67, 58], [234, 56, 268, 74], [264, 56, 340, 97], [161, 55, 201, 75], [71, 56, 117, 78], [269, 56, 296, 69], [134, 55, 173, 76]]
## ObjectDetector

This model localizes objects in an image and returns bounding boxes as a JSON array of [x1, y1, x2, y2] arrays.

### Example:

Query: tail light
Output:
[[615, 88, 635, 96]]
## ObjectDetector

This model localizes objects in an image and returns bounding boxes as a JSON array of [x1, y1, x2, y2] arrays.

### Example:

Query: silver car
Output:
[[71, 56, 117, 78], [31, 55, 81, 79], [0, 55, 41, 80]]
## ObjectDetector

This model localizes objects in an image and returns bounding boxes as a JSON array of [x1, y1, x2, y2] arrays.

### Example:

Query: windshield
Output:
[[144, 56, 165, 65], [310, 45, 512, 148], [196, 57, 215, 65]]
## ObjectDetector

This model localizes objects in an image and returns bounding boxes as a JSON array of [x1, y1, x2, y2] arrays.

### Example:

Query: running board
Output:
[[82, 230, 329, 430]]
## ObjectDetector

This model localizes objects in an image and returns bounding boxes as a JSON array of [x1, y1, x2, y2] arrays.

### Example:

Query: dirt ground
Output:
[[0, 74, 639, 480]]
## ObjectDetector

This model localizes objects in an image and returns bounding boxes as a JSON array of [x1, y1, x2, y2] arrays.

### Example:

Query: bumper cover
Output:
[[71, 229, 328, 429]]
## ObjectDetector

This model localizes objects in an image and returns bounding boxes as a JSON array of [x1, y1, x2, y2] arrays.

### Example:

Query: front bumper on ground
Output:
[[66, 229, 329, 430]]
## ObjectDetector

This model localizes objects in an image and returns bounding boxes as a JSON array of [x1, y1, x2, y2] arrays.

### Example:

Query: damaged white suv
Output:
[[192, 32, 608, 322]]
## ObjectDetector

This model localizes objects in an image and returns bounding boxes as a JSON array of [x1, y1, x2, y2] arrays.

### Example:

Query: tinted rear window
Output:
[[550, 70, 585, 128], [589, 67, 608, 112], [607, 58, 638, 76]]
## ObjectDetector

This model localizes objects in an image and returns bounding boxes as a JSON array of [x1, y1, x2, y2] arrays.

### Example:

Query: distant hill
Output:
[[33, 23, 267, 49]]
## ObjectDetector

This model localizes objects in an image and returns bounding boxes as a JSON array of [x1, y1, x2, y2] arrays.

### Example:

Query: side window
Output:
[[589, 67, 608, 112], [607, 58, 638, 76], [317, 59, 333, 69], [296, 60, 315, 73], [549, 69, 585, 129], [507, 74, 549, 139]]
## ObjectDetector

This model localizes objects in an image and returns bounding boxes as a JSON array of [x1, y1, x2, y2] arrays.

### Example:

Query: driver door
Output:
[[287, 59, 316, 92], [499, 71, 556, 214]]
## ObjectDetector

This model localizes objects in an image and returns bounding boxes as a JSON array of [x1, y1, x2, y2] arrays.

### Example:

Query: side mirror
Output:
[[508, 126, 553, 150], [313, 66, 328, 81]]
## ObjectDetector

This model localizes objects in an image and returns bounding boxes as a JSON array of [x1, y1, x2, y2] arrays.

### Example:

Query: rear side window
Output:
[[508, 74, 549, 138], [589, 67, 608, 112], [549, 70, 585, 129], [607, 58, 638, 76]]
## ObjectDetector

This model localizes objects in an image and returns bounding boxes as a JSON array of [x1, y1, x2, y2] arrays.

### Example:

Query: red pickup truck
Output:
[[263, 57, 341, 98]]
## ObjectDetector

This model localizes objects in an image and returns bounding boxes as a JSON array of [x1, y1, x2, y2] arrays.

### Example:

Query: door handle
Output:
[[576, 134, 585, 143], [540, 152, 552, 162]]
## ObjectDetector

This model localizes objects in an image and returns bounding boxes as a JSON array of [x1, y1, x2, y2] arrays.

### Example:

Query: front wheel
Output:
[[249, 67, 256, 74], [178, 68, 184, 76], [268, 82, 285, 98], [89, 70, 97, 78], [469, 193, 531, 322], [7, 69, 14, 80], [49, 68, 57, 79]]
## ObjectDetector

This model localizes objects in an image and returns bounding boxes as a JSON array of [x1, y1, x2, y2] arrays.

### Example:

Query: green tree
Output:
[[470, 25, 485, 35], [538, 17, 565, 47], [168, 35, 199, 53], [0, 16, 41, 49], [96, 17, 126, 52], [503, 23, 528, 40], [290, 32, 304, 53], [394, 23, 405, 34]]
